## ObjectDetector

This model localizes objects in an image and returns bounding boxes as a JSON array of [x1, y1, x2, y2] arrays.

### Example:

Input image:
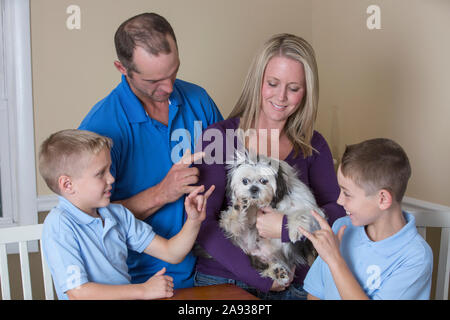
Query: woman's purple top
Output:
[[193, 117, 345, 292]]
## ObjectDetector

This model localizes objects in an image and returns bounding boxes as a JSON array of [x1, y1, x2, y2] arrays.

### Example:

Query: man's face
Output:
[[124, 36, 180, 103]]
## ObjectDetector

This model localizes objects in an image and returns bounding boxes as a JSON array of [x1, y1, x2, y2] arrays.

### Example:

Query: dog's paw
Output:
[[261, 263, 290, 286], [301, 212, 321, 231], [273, 265, 290, 286], [233, 197, 249, 211], [220, 204, 246, 237], [220, 209, 237, 234], [288, 209, 324, 242]]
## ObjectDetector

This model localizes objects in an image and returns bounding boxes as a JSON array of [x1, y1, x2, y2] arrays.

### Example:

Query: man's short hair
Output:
[[340, 138, 411, 202], [114, 12, 177, 74], [39, 129, 113, 195]]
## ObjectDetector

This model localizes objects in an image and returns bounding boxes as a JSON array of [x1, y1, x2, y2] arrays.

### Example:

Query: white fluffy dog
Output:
[[219, 151, 326, 286]]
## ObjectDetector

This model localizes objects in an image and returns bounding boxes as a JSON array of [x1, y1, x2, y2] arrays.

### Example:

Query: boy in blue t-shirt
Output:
[[301, 138, 433, 300], [39, 129, 214, 300]]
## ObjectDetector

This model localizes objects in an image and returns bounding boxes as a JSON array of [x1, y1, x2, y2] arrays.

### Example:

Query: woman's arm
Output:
[[307, 132, 346, 225]]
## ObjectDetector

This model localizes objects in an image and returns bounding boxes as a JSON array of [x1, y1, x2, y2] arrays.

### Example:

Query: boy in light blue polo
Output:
[[39, 130, 214, 300], [301, 138, 432, 300]]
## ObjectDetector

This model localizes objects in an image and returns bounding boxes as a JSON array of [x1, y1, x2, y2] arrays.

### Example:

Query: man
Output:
[[79, 13, 223, 288]]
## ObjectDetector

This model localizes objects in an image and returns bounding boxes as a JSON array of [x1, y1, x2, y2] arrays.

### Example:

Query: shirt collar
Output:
[[57, 196, 98, 225], [358, 212, 418, 257], [118, 75, 181, 124], [169, 79, 181, 107], [56, 196, 116, 228]]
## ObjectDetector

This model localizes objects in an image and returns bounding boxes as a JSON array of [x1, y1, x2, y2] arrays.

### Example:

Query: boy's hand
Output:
[[141, 267, 174, 299], [184, 184, 215, 222], [298, 210, 346, 268]]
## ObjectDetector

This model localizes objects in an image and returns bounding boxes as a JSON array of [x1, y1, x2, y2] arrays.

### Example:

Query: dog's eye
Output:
[[242, 178, 249, 185], [259, 178, 268, 185]]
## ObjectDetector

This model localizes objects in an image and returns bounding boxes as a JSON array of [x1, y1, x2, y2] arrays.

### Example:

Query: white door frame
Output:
[[0, 0, 37, 227]]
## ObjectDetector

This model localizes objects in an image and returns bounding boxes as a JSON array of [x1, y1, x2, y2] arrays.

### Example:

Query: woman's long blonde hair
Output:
[[228, 33, 319, 158]]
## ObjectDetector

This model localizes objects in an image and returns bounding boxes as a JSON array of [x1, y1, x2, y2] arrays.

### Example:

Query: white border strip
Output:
[[403, 196, 450, 212], [2, 0, 37, 226], [402, 196, 450, 228], [37, 194, 58, 213], [37, 194, 450, 216]]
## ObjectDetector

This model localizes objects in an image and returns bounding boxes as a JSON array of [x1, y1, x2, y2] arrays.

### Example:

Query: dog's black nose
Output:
[[250, 185, 259, 194]]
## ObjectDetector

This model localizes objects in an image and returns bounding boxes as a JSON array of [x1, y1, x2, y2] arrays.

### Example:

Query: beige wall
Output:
[[31, 0, 312, 196], [311, 0, 450, 207], [32, 0, 450, 208]]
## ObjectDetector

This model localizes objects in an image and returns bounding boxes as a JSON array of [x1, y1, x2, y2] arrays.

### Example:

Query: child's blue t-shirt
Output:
[[42, 196, 156, 300], [303, 212, 433, 300]]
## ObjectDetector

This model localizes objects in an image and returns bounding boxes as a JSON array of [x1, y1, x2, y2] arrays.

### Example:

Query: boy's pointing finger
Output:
[[310, 209, 331, 231], [298, 225, 315, 242], [203, 185, 215, 199]]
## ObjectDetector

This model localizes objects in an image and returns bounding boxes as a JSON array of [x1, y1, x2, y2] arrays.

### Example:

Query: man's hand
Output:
[[158, 149, 205, 204], [298, 210, 346, 268], [184, 184, 215, 222], [115, 150, 205, 220]]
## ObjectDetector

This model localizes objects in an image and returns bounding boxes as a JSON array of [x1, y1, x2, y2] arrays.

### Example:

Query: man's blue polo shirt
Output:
[[79, 75, 222, 288], [303, 212, 433, 299], [42, 197, 156, 300]]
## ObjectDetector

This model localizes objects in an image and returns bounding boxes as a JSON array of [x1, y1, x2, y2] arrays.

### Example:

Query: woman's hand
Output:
[[270, 281, 287, 292], [256, 207, 284, 239]]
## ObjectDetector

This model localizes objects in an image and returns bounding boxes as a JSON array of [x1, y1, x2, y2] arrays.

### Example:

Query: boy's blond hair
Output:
[[39, 129, 113, 194], [340, 138, 411, 203]]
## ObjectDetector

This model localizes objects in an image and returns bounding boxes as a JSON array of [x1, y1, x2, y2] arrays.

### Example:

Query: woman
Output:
[[193, 33, 345, 299]]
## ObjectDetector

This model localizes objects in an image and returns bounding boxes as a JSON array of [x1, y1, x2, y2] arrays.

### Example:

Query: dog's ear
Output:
[[271, 164, 290, 208], [234, 147, 248, 166], [225, 171, 234, 200]]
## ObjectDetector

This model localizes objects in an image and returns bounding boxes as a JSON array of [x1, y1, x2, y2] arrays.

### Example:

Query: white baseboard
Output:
[[36, 194, 450, 214], [402, 196, 450, 228], [37, 194, 58, 213], [403, 196, 450, 212]]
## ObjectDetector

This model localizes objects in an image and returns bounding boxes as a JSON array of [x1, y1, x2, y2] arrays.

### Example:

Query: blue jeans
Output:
[[194, 271, 307, 300]]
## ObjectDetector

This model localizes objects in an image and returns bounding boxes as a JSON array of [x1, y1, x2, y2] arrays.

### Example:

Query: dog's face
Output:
[[228, 154, 289, 208], [229, 162, 277, 206]]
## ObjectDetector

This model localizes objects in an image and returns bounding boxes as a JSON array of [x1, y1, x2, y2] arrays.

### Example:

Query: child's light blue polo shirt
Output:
[[303, 212, 433, 300], [79, 75, 223, 288], [42, 196, 156, 300]]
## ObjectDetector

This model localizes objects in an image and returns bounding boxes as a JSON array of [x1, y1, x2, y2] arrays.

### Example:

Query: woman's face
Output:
[[259, 56, 306, 128]]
